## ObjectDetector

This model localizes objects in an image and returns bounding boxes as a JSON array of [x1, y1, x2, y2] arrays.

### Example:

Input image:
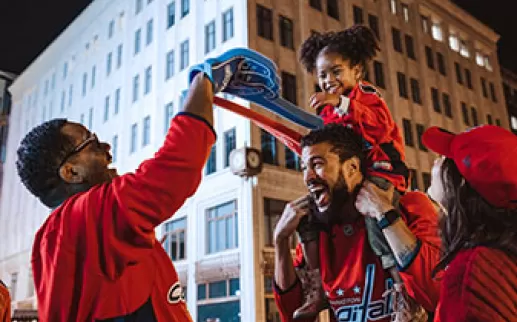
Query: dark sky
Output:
[[0, 0, 516, 75]]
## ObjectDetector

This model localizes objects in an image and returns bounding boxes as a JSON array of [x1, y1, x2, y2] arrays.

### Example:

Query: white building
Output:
[[0, 0, 507, 321]]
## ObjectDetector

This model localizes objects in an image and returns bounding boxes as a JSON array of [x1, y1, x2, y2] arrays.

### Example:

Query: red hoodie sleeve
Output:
[[397, 192, 442, 312], [65, 113, 216, 279], [437, 247, 517, 322]]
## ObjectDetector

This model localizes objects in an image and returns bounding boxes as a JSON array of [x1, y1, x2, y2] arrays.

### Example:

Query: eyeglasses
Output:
[[58, 133, 99, 170]]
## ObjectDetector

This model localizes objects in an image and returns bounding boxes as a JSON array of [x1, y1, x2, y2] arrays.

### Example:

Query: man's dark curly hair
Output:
[[299, 25, 380, 73], [16, 118, 75, 207], [301, 123, 366, 173]]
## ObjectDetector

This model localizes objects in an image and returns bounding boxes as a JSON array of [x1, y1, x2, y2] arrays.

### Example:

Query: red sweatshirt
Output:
[[274, 191, 442, 322], [319, 81, 407, 191], [31, 113, 216, 321], [435, 247, 517, 322]]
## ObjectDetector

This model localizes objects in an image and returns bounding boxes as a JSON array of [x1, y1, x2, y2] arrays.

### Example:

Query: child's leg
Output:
[[294, 217, 327, 320]]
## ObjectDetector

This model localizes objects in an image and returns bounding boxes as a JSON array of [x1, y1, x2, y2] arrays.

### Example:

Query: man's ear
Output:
[[58, 163, 85, 184], [341, 156, 362, 178]]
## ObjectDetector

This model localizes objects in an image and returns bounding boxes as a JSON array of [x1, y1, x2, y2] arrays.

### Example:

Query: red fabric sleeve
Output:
[[437, 247, 517, 322], [398, 192, 442, 312], [0, 283, 10, 322], [65, 113, 215, 280]]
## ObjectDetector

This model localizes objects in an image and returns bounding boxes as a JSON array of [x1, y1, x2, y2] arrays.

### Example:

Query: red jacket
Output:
[[435, 247, 517, 322], [274, 192, 442, 322], [0, 280, 10, 322], [31, 113, 216, 321], [319, 82, 407, 191]]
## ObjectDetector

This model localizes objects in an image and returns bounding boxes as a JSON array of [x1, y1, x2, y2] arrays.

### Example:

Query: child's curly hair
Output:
[[299, 25, 380, 73]]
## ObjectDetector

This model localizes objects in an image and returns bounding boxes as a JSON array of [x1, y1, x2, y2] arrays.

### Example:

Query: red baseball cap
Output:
[[422, 125, 517, 209]]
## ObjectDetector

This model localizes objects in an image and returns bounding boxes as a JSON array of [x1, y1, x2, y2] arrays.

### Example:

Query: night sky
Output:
[[0, 0, 516, 74]]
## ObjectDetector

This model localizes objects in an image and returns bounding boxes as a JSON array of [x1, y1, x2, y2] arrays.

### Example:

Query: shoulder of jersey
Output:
[[359, 83, 382, 97]]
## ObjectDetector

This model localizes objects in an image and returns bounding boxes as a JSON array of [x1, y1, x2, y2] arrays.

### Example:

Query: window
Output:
[[224, 128, 236, 168], [197, 279, 240, 321], [146, 19, 153, 45], [416, 124, 427, 151], [112, 135, 118, 163], [471, 107, 479, 126], [309, 0, 322, 10], [51, 73, 56, 89], [264, 198, 298, 248], [145, 66, 152, 94], [91, 65, 96, 88], [114, 88, 120, 115], [206, 145, 216, 174], [285, 146, 300, 171], [487, 114, 493, 125], [396, 72, 408, 98], [164, 102, 174, 133], [353, 6, 363, 24], [10, 273, 18, 300], [373, 61, 385, 89], [402, 3, 409, 22], [63, 62, 68, 79], [104, 96, 110, 122], [431, 22, 443, 41], [511, 116, 517, 130], [460, 41, 470, 58], [410, 78, 421, 104], [106, 52, 113, 76], [143, 115, 151, 146], [449, 35, 459, 52], [476, 52, 484, 67], [180, 40, 189, 70], [327, 0, 339, 20], [167, 1, 176, 28], [205, 20, 216, 54], [465, 69, 472, 89], [135, 0, 143, 14], [402, 119, 414, 147], [489, 82, 497, 102], [88, 107, 93, 129], [166, 50, 175, 79], [261, 129, 278, 165], [265, 278, 282, 321], [481, 78, 488, 98], [279, 16, 294, 49], [257, 5, 273, 40], [405, 35, 416, 60], [431, 87, 440, 113], [461, 102, 469, 126], [133, 75, 140, 102], [82, 73, 87, 96], [223, 8, 234, 42], [281, 72, 297, 104], [390, 0, 397, 14], [181, 0, 189, 17], [436, 52, 446, 76], [443, 93, 452, 118], [134, 29, 141, 54], [207, 200, 238, 253], [392, 28, 403, 53], [409, 169, 418, 191], [422, 172, 431, 191], [68, 85, 73, 107], [164, 218, 186, 260], [454, 63, 463, 84], [368, 15, 380, 40], [425, 46, 434, 69], [496, 119, 501, 127], [108, 20, 115, 38], [130, 123, 138, 153]]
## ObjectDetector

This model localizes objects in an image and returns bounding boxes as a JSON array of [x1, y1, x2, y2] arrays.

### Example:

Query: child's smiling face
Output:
[[316, 49, 362, 96]]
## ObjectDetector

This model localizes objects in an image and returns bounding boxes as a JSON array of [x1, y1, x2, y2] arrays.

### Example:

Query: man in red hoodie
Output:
[[15, 74, 216, 321]]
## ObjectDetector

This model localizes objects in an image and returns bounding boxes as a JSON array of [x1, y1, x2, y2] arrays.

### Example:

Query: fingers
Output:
[[291, 194, 311, 208]]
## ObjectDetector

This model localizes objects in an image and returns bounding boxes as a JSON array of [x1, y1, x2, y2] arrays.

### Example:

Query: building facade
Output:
[[502, 68, 517, 134], [0, 71, 16, 197], [0, 0, 507, 321]]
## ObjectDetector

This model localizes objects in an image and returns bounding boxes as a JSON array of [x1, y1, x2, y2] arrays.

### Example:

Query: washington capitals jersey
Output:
[[274, 191, 442, 322]]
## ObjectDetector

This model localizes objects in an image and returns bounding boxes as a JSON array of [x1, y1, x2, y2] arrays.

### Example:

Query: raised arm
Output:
[[69, 74, 216, 279]]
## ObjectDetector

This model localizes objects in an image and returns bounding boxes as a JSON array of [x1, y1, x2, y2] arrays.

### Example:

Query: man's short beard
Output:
[[312, 171, 353, 224]]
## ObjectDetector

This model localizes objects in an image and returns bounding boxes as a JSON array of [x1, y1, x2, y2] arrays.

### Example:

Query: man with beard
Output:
[[15, 74, 216, 321], [273, 124, 441, 322]]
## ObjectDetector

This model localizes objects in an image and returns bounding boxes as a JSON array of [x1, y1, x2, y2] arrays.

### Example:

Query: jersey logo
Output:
[[167, 282, 186, 304], [333, 264, 394, 322], [359, 83, 381, 97]]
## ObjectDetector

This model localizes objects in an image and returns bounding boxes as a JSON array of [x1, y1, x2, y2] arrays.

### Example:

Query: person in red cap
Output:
[[422, 125, 517, 322]]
